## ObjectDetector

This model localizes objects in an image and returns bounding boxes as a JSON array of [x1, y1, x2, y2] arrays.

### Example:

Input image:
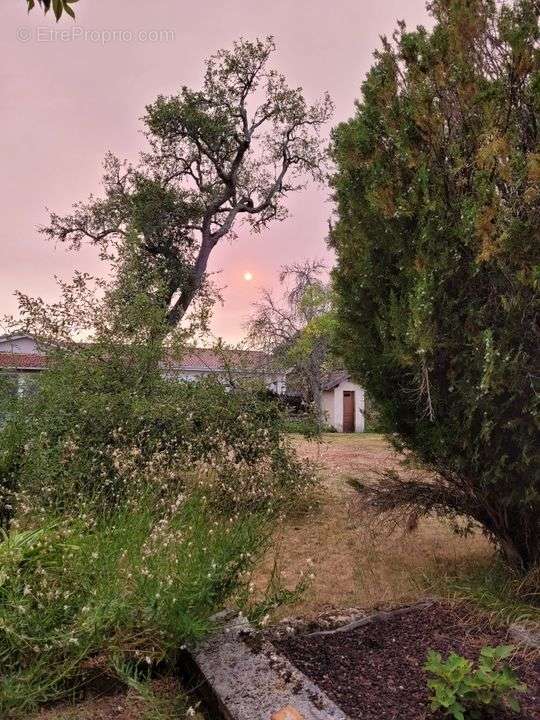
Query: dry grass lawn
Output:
[[255, 433, 491, 618]]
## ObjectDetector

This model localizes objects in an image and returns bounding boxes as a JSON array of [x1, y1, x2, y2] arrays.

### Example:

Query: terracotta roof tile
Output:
[[163, 348, 271, 372], [0, 349, 272, 374], [0, 353, 47, 370]]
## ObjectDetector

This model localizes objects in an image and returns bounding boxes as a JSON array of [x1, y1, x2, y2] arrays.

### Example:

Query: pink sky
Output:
[[1, 0, 430, 343]]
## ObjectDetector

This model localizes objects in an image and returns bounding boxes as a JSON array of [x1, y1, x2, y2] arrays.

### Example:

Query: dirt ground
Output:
[[271, 601, 540, 720], [29, 675, 206, 720], [29, 676, 186, 720], [255, 433, 491, 618]]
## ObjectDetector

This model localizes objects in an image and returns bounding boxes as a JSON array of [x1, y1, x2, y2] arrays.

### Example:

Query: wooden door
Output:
[[343, 390, 355, 432]]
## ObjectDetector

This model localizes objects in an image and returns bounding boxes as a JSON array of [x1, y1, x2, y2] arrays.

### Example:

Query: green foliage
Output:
[[42, 39, 331, 326], [0, 277, 314, 717], [0, 339, 313, 715], [283, 416, 338, 437], [0, 348, 312, 524], [0, 344, 311, 715], [283, 416, 324, 437], [425, 646, 526, 719], [26, 0, 78, 20], [0, 494, 268, 716], [0, 374, 18, 428], [111, 659, 195, 720], [330, 0, 540, 570], [363, 393, 385, 433], [423, 557, 540, 626]]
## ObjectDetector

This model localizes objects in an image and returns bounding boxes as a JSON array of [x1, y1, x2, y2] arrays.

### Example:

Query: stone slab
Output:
[[187, 615, 349, 720], [509, 624, 540, 650]]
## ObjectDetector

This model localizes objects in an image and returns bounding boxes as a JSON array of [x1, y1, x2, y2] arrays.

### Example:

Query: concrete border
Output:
[[509, 624, 540, 650], [183, 614, 349, 720]]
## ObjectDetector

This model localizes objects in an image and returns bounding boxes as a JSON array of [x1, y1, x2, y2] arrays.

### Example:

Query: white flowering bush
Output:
[[0, 351, 313, 524], [0, 488, 270, 716], [0, 342, 315, 716]]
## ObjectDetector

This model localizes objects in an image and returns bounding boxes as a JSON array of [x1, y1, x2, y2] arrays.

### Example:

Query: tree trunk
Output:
[[166, 234, 215, 326], [483, 504, 540, 573], [306, 371, 324, 430]]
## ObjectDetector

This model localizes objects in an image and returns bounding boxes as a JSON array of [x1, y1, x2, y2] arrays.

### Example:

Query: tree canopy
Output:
[[330, 0, 539, 570], [42, 37, 332, 328], [248, 260, 338, 422]]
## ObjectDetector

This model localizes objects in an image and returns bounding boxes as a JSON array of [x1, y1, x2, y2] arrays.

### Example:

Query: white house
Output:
[[0, 334, 286, 395], [0, 335, 363, 432], [0, 334, 47, 396], [322, 371, 365, 433], [161, 346, 286, 394]]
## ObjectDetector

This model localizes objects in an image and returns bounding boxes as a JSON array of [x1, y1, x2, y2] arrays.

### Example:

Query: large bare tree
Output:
[[42, 38, 333, 327], [248, 260, 338, 424]]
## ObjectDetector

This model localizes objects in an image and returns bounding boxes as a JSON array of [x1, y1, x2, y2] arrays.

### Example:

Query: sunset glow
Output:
[[1, 0, 431, 344]]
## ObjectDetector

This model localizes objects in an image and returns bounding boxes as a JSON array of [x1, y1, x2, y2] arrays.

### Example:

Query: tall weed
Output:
[[0, 491, 270, 716]]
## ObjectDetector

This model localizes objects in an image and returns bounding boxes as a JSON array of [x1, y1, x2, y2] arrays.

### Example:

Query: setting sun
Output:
[[243, 271, 253, 281]]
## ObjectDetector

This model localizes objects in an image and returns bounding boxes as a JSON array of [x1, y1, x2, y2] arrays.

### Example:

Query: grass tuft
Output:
[[421, 558, 540, 627]]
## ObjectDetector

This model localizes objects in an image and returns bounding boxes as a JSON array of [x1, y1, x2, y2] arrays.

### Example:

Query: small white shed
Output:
[[322, 372, 365, 433]]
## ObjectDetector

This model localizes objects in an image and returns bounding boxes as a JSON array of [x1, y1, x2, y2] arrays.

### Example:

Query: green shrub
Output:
[[0, 341, 315, 716], [0, 491, 269, 716], [283, 416, 323, 437], [363, 393, 385, 433], [0, 349, 313, 523], [425, 646, 526, 719]]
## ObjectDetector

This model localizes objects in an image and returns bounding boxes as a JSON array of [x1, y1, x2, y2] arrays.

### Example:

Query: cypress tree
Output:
[[330, 0, 539, 571]]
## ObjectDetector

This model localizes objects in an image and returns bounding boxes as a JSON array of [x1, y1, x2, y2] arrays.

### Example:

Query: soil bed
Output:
[[269, 602, 540, 720]]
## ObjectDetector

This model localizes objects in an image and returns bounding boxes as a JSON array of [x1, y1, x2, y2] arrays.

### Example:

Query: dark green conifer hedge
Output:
[[330, 0, 539, 570]]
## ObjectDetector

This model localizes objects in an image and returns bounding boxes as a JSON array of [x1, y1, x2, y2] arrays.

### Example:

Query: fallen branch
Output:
[[306, 600, 435, 637]]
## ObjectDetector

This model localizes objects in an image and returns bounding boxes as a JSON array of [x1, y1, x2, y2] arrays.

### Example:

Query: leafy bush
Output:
[[330, 0, 540, 571], [425, 646, 526, 719], [0, 491, 269, 716], [363, 393, 384, 433], [0, 348, 313, 524], [0, 337, 315, 716], [283, 416, 324, 437], [0, 374, 18, 430]]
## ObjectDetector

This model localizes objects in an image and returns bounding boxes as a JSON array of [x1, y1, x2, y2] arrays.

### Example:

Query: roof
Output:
[[0, 353, 47, 371], [164, 347, 271, 373], [0, 347, 274, 374], [322, 370, 350, 391], [0, 333, 33, 342]]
